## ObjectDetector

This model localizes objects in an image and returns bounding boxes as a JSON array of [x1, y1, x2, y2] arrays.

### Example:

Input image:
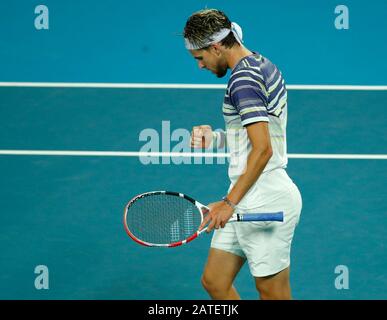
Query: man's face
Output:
[[190, 47, 228, 78]]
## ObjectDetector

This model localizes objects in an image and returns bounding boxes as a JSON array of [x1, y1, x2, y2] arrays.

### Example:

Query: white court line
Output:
[[0, 83, 385, 160], [0, 82, 387, 90], [0, 150, 386, 160]]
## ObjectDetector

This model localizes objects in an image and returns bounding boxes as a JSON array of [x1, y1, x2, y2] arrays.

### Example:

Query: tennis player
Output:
[[184, 9, 302, 300]]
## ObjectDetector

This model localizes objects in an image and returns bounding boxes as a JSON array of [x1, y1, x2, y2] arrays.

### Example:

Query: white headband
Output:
[[185, 22, 243, 50]]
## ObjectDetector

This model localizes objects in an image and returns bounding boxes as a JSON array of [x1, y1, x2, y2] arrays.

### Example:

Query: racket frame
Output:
[[123, 190, 283, 248]]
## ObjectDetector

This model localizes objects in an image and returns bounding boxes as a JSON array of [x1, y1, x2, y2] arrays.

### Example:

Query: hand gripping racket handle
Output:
[[197, 211, 284, 237]]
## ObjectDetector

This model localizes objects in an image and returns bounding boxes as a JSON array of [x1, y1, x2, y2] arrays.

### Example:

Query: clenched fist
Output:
[[190, 125, 213, 148]]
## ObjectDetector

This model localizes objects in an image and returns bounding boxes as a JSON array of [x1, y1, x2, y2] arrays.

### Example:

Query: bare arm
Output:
[[200, 121, 272, 232], [227, 121, 272, 205]]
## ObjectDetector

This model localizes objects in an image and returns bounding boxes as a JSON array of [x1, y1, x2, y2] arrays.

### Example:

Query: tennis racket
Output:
[[123, 191, 283, 247]]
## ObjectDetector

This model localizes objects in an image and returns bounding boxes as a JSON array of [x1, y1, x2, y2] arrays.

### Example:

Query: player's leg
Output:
[[254, 266, 291, 300], [201, 247, 245, 299], [239, 169, 302, 300]]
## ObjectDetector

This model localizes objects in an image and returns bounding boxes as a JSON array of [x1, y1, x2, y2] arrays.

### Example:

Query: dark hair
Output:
[[183, 9, 239, 49]]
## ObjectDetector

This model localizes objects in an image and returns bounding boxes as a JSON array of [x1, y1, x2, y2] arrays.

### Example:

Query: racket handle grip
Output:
[[239, 212, 284, 222]]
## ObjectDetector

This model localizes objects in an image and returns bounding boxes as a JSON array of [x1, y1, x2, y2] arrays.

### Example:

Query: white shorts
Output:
[[210, 169, 302, 277]]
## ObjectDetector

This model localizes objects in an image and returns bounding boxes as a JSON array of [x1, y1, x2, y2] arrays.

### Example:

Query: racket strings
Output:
[[126, 194, 202, 244]]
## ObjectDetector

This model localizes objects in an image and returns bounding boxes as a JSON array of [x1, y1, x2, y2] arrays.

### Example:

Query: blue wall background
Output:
[[1, 0, 386, 84]]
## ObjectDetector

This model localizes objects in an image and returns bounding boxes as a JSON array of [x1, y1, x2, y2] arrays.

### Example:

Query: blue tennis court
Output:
[[0, 87, 386, 299], [0, 0, 386, 300]]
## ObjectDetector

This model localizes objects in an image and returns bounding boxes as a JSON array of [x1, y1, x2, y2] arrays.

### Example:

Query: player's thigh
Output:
[[202, 248, 245, 287], [254, 266, 290, 292]]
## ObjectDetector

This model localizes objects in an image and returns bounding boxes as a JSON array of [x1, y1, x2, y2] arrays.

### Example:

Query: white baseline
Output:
[[0, 150, 385, 160], [0, 82, 387, 91], [0, 83, 385, 160]]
